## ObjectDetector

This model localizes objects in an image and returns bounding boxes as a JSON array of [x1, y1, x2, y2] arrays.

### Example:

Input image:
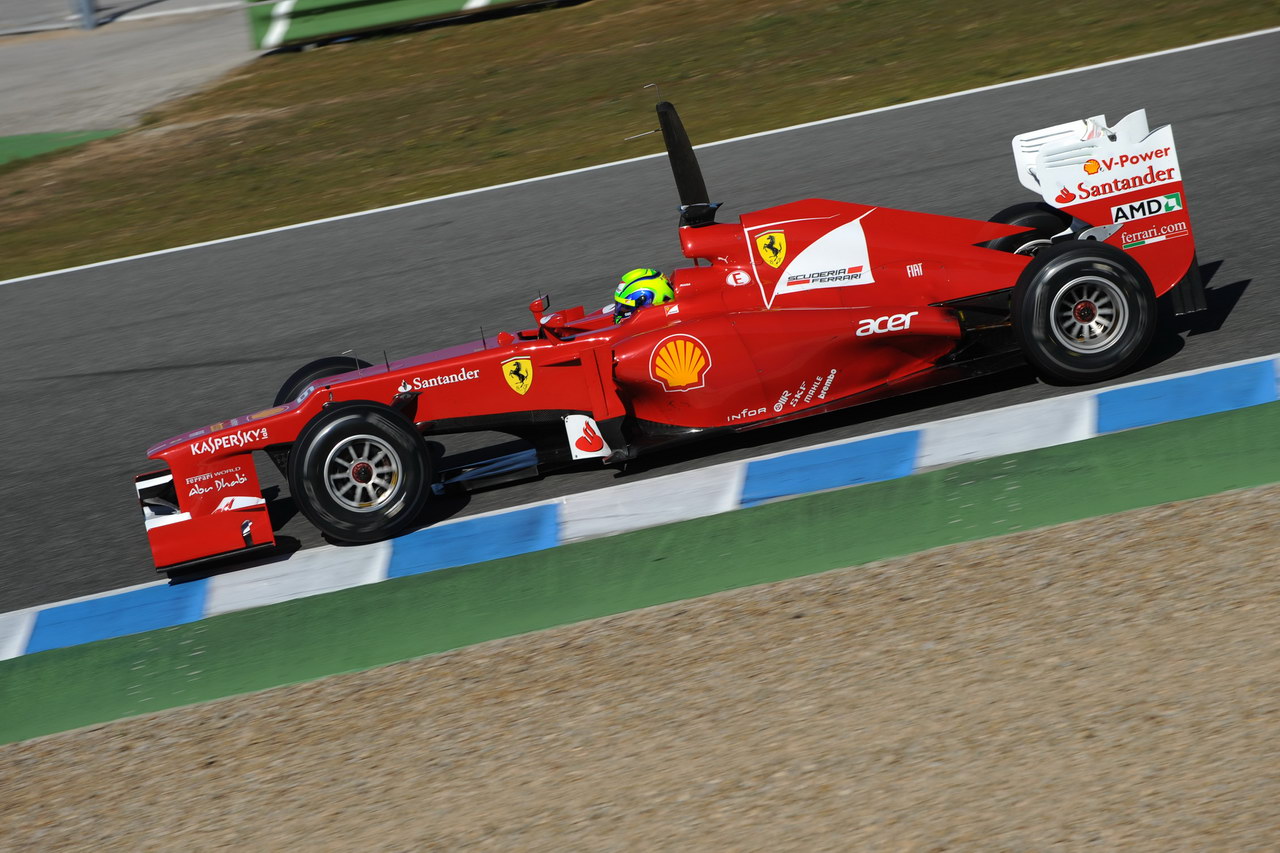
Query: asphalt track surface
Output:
[[1, 32, 1277, 611]]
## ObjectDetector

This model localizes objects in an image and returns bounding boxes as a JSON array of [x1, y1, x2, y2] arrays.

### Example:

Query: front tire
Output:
[[273, 355, 373, 407], [287, 402, 432, 543], [1013, 241, 1157, 384]]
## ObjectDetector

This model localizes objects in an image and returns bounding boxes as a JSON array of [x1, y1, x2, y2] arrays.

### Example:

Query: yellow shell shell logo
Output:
[[650, 335, 711, 392]]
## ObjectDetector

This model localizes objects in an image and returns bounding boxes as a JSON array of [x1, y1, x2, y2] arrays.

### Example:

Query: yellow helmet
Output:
[[613, 268, 674, 323]]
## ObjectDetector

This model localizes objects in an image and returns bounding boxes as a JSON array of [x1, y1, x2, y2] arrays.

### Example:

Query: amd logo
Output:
[[1112, 192, 1183, 224]]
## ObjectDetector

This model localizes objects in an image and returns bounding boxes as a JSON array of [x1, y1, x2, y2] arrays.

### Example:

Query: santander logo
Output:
[[1055, 186, 1077, 204], [564, 414, 611, 460], [575, 420, 604, 453]]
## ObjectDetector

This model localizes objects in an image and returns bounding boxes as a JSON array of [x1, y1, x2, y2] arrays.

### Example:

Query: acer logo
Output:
[[856, 311, 918, 337]]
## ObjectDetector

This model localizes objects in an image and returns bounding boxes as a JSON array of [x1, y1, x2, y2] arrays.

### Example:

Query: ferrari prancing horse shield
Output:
[[755, 231, 787, 268], [502, 357, 533, 395]]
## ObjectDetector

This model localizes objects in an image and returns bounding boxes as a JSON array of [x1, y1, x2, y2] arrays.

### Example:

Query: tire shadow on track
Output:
[[1141, 258, 1249, 369], [1178, 259, 1251, 337]]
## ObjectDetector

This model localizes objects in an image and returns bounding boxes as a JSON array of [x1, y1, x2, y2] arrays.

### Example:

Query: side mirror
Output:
[[528, 295, 550, 321]]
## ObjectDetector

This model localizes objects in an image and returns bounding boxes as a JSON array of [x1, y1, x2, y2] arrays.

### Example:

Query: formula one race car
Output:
[[135, 102, 1205, 572]]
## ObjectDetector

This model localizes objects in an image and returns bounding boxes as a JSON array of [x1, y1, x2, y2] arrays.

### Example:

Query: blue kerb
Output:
[[740, 431, 921, 507], [26, 580, 209, 654], [1096, 361, 1278, 433], [387, 504, 561, 578]]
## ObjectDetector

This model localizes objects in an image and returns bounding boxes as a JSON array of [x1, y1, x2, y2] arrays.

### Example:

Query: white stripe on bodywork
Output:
[[766, 211, 875, 307], [215, 496, 266, 512], [134, 474, 173, 491], [143, 511, 192, 530]]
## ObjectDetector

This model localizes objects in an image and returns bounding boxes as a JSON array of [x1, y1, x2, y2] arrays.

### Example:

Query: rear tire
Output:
[[985, 202, 1071, 256], [287, 402, 432, 543], [1013, 241, 1157, 384], [273, 355, 373, 407]]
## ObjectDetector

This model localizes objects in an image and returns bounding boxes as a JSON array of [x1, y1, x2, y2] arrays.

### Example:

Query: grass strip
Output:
[[1, 0, 1277, 279], [0, 130, 123, 166], [2, 400, 1277, 745]]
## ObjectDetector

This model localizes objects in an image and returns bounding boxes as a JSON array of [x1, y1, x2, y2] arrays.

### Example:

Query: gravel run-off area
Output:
[[2, 484, 1278, 850]]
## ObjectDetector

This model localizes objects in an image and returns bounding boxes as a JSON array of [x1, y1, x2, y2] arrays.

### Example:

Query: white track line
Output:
[[117, 3, 244, 24], [2, 25, 1276, 289]]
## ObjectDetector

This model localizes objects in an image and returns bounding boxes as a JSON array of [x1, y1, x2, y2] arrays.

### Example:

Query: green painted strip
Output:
[[249, 0, 523, 50], [3, 401, 1278, 744], [0, 131, 123, 166]]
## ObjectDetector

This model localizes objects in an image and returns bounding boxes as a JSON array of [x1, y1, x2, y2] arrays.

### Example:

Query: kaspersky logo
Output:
[[191, 427, 269, 455], [1111, 192, 1183, 224]]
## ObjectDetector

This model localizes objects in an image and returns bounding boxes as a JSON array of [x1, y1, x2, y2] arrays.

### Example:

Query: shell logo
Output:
[[1083, 159, 1102, 175], [650, 334, 712, 392]]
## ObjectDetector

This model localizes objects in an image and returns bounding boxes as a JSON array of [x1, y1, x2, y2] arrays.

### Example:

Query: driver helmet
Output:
[[613, 268, 674, 323]]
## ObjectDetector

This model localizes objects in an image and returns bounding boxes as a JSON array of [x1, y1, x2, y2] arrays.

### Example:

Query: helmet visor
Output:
[[613, 290, 655, 322]]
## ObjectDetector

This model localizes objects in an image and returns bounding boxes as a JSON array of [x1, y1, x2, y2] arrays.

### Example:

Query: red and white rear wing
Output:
[[1012, 109, 1197, 299]]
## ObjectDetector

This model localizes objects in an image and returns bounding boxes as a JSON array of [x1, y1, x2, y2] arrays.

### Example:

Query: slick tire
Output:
[[1013, 241, 1157, 384], [985, 202, 1072, 255], [273, 355, 374, 407], [288, 402, 432, 544]]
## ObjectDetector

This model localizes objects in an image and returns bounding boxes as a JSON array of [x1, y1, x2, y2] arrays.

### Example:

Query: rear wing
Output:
[[1012, 109, 1178, 210], [1012, 109, 1202, 310]]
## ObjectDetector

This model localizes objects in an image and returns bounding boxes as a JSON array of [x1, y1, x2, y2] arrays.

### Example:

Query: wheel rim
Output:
[[324, 434, 402, 512], [1049, 274, 1129, 353]]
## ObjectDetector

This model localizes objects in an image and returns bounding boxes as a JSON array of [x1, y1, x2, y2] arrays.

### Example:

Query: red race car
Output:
[[135, 102, 1205, 572]]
